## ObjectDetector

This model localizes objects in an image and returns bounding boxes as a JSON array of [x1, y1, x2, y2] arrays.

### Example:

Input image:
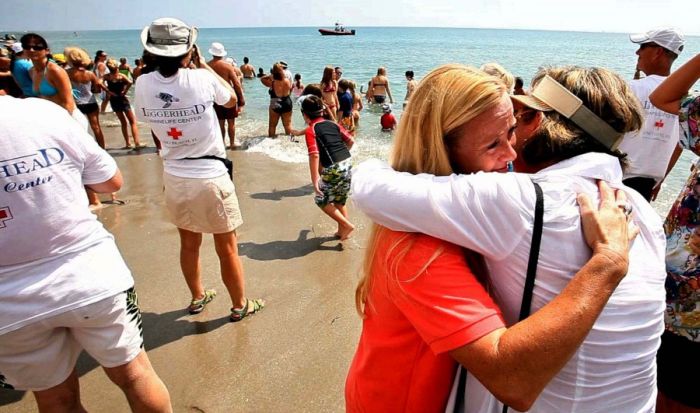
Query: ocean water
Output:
[[28, 26, 700, 216]]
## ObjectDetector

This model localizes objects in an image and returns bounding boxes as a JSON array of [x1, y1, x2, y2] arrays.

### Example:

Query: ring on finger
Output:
[[617, 201, 633, 217]]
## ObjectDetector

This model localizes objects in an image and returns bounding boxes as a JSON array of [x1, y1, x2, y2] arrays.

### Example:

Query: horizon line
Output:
[[4, 25, 699, 37]]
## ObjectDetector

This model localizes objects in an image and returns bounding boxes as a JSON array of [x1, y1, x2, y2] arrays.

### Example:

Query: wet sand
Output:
[[0, 116, 370, 412]]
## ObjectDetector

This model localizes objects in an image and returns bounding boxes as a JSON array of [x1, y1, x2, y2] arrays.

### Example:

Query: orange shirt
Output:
[[345, 229, 504, 413]]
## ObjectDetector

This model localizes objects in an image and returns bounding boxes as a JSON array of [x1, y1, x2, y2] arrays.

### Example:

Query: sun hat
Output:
[[630, 27, 684, 54], [382, 103, 392, 113], [52, 53, 66, 64], [510, 75, 624, 150], [141, 17, 198, 57], [208, 42, 227, 57], [10, 42, 22, 54], [278, 60, 288, 69]]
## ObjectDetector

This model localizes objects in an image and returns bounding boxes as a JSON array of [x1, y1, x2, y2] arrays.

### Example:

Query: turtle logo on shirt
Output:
[[156, 93, 180, 108]]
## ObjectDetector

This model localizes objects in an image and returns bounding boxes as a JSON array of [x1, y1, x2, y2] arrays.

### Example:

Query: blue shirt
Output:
[[339, 90, 353, 117], [11, 59, 35, 97]]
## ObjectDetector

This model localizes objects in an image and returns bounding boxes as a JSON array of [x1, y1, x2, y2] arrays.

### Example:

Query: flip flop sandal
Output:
[[187, 289, 217, 314], [230, 298, 265, 322]]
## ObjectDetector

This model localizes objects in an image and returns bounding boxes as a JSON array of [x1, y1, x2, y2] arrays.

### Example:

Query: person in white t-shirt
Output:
[[0, 96, 171, 412], [135, 17, 264, 321], [351, 66, 666, 412], [617, 27, 685, 200]]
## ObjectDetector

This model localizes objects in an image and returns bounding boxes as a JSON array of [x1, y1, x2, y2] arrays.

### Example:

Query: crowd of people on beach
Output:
[[1, 17, 700, 413]]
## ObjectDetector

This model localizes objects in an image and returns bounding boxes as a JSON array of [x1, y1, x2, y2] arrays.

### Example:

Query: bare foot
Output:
[[337, 223, 355, 241]]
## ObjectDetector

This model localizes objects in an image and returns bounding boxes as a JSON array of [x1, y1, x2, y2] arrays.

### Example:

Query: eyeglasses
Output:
[[639, 43, 660, 50], [22, 44, 47, 51]]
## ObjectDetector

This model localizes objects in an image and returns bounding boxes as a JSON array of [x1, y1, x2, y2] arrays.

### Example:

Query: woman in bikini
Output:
[[349, 80, 363, 122], [260, 62, 293, 137], [320, 66, 339, 121], [104, 59, 143, 149], [370, 66, 393, 105], [20, 33, 85, 128]]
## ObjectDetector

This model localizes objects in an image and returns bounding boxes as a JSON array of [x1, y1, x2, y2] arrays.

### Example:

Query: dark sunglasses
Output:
[[639, 43, 660, 50], [22, 44, 47, 51]]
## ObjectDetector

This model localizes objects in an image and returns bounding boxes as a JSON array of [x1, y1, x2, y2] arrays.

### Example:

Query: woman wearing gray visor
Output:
[[349, 65, 665, 412]]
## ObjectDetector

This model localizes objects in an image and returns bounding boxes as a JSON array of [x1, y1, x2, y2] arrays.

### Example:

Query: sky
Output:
[[2, 0, 699, 35]]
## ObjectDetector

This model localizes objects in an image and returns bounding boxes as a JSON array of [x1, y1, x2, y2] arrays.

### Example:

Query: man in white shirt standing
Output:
[[617, 27, 685, 200], [0, 96, 171, 412]]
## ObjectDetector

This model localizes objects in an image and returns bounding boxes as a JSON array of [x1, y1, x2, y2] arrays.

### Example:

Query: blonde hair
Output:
[[105, 58, 119, 72], [522, 66, 643, 167], [64, 46, 91, 67], [480, 62, 515, 93], [355, 64, 507, 316]]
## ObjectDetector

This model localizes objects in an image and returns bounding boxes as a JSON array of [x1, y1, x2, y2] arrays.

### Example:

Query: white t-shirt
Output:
[[352, 153, 665, 412], [0, 96, 133, 336], [618, 75, 680, 182], [134, 68, 231, 179]]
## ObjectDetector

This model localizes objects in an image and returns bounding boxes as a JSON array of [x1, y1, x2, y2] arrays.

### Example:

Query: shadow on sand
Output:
[[0, 308, 229, 407], [250, 184, 313, 201], [238, 229, 342, 261]]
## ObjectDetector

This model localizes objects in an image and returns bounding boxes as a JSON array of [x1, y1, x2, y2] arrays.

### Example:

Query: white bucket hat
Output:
[[208, 42, 227, 57], [141, 17, 198, 57]]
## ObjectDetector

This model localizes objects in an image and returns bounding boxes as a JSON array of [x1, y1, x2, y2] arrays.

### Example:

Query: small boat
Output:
[[319, 22, 355, 36]]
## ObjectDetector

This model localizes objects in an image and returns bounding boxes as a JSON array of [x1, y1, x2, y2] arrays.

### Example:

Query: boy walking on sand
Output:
[[297, 95, 355, 239]]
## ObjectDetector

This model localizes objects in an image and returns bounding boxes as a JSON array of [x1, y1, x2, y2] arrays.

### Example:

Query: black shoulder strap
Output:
[[503, 179, 544, 413]]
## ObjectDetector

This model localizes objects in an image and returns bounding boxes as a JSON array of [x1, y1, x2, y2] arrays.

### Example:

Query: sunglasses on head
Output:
[[23, 44, 47, 51]]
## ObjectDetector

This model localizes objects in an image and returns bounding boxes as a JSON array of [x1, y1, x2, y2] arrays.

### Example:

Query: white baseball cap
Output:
[[630, 27, 685, 55], [208, 42, 227, 57], [10, 42, 22, 54]]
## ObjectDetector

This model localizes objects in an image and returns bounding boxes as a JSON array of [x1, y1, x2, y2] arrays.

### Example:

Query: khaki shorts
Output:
[[0, 289, 143, 391], [163, 173, 243, 234]]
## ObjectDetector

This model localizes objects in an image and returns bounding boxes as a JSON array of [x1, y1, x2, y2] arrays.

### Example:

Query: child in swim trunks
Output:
[[298, 95, 355, 240]]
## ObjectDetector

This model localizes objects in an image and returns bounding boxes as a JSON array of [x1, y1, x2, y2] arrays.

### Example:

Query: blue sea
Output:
[[23, 26, 700, 216]]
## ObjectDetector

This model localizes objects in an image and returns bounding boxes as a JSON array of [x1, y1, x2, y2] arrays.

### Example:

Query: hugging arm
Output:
[[351, 160, 526, 259], [450, 181, 635, 411]]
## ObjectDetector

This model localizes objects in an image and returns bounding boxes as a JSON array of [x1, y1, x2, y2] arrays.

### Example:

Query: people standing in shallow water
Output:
[[321, 66, 339, 121], [261, 62, 293, 137], [240, 57, 255, 79], [369, 66, 393, 105], [134, 17, 264, 321], [292, 73, 304, 98], [207, 42, 246, 148], [104, 58, 143, 149], [404, 70, 417, 108]]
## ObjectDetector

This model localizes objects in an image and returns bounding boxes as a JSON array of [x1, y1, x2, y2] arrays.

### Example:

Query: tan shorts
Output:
[[0, 289, 143, 391], [163, 172, 243, 234]]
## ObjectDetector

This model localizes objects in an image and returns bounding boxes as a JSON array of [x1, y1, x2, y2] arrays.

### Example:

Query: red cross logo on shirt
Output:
[[0, 207, 13, 229], [167, 127, 183, 140], [654, 120, 665, 128]]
